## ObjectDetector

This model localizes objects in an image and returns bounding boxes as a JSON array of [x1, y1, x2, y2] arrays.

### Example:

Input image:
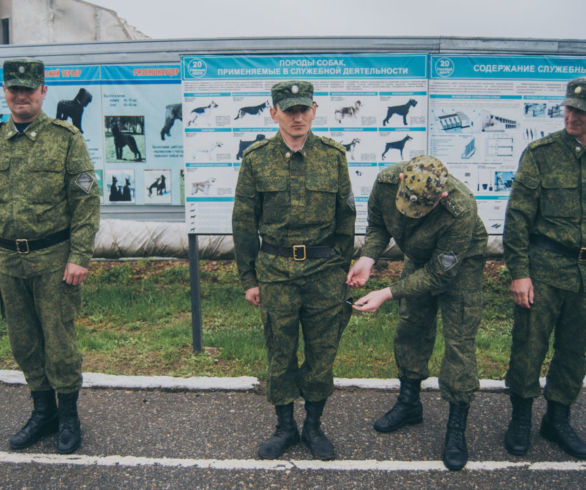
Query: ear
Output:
[[440, 191, 448, 199], [399, 172, 404, 181]]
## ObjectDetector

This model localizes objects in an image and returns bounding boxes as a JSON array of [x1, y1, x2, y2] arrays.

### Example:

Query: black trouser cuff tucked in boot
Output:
[[57, 391, 81, 454], [258, 403, 300, 459], [302, 399, 335, 461], [505, 394, 533, 456], [443, 402, 469, 471], [540, 400, 586, 460], [9, 389, 58, 450], [373, 377, 423, 433]]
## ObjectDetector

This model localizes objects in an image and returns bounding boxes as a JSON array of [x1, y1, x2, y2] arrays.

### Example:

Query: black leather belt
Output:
[[531, 235, 586, 262], [0, 229, 70, 255], [261, 241, 333, 261]]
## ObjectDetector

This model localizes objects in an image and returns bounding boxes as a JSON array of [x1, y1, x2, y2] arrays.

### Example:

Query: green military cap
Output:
[[396, 155, 448, 218], [562, 77, 586, 112], [3, 58, 45, 89], [271, 80, 314, 111]]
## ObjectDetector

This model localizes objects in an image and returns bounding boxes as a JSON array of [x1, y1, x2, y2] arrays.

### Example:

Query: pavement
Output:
[[0, 371, 584, 489]]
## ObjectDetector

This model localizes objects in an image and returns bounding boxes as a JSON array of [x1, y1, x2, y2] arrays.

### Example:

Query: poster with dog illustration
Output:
[[144, 169, 172, 204]]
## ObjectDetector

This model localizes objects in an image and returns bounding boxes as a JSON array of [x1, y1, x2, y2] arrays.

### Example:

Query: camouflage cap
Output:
[[562, 77, 586, 112], [271, 80, 314, 111], [3, 58, 44, 89], [396, 155, 448, 218]]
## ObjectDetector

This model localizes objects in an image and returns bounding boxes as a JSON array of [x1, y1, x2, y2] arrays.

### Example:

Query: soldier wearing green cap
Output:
[[0, 58, 100, 454], [503, 76, 586, 460], [232, 80, 355, 461], [347, 155, 487, 471]]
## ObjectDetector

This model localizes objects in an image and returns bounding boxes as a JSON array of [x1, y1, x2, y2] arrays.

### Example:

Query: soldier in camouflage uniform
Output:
[[503, 77, 586, 460], [347, 156, 487, 471], [232, 80, 355, 461], [0, 59, 100, 454]]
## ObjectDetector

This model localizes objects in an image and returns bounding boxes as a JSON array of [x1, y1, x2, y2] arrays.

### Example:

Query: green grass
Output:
[[0, 259, 553, 379]]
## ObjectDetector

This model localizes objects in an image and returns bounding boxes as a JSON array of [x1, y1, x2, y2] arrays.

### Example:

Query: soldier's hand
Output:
[[346, 256, 375, 287], [245, 286, 261, 307], [351, 287, 392, 313], [63, 262, 89, 286], [510, 277, 534, 309]]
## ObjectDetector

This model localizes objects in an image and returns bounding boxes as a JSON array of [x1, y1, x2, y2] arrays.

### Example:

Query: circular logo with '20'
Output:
[[434, 57, 455, 78], [187, 58, 207, 78]]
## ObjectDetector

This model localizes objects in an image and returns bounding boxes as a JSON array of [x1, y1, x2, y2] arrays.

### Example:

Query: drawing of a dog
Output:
[[111, 121, 142, 161], [381, 135, 413, 160], [234, 101, 269, 120], [341, 137, 361, 160], [335, 100, 361, 123], [188, 101, 218, 126], [147, 175, 167, 197], [191, 177, 216, 194], [161, 103, 182, 140], [383, 99, 418, 126], [56, 88, 92, 133], [236, 134, 266, 160]]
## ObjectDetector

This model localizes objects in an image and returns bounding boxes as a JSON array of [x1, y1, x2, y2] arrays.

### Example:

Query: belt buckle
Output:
[[16, 239, 30, 255], [293, 244, 306, 261], [579, 247, 586, 262]]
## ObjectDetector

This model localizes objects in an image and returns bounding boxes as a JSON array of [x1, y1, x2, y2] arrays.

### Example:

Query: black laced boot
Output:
[[505, 394, 533, 456], [373, 377, 423, 433], [258, 403, 300, 459], [10, 390, 58, 450], [540, 400, 586, 459], [57, 392, 81, 454], [302, 399, 335, 461], [443, 402, 469, 471]]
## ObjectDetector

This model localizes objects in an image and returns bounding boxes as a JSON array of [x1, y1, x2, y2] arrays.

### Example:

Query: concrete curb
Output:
[[3, 370, 579, 392]]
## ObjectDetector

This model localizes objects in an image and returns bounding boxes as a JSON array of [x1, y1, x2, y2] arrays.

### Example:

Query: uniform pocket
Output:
[[256, 169, 288, 224], [541, 174, 579, 219], [305, 167, 337, 224], [0, 157, 10, 203]]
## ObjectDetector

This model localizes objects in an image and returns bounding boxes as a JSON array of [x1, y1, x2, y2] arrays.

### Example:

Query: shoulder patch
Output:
[[320, 137, 346, 154], [74, 172, 95, 194], [51, 118, 79, 134], [242, 137, 270, 157], [437, 251, 459, 272]]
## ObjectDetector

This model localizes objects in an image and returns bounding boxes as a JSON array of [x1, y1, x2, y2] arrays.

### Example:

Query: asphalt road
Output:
[[0, 383, 584, 489]]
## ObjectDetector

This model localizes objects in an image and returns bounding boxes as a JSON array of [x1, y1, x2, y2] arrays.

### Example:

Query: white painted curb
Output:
[[3, 370, 581, 392]]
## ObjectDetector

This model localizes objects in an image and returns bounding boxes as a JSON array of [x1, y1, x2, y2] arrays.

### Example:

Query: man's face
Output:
[[564, 105, 586, 144], [270, 103, 316, 142], [3, 84, 47, 123]]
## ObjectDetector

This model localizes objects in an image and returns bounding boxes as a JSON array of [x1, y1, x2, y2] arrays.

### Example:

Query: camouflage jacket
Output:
[[232, 131, 356, 290], [0, 112, 100, 277], [362, 162, 487, 300], [504, 130, 585, 292]]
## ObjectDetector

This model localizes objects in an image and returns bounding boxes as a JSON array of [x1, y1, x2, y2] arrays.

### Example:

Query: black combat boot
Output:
[[505, 393, 533, 456], [540, 400, 586, 459], [9, 390, 58, 450], [57, 391, 81, 454], [443, 402, 469, 471], [302, 399, 335, 460], [373, 377, 423, 433], [258, 403, 300, 459]]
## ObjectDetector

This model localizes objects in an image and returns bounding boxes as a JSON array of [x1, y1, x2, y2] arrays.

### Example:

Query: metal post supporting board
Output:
[[188, 233, 203, 352]]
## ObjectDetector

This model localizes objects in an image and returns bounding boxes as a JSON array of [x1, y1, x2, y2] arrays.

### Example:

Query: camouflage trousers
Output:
[[259, 267, 352, 406], [394, 256, 484, 403], [506, 279, 585, 405], [0, 269, 82, 393]]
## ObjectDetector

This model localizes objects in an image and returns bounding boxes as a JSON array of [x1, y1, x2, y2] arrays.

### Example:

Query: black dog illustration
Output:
[[55, 88, 92, 133], [335, 100, 361, 123], [161, 103, 182, 140], [381, 135, 413, 160], [236, 134, 266, 160], [187, 101, 218, 126], [147, 175, 167, 196], [234, 101, 269, 120], [111, 121, 142, 161], [383, 99, 418, 126]]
